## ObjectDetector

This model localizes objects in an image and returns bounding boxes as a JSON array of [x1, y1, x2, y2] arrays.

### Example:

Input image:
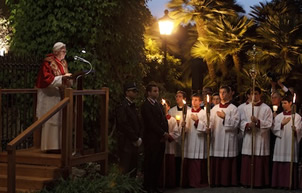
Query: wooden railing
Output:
[[6, 89, 72, 193], [1, 87, 109, 193]]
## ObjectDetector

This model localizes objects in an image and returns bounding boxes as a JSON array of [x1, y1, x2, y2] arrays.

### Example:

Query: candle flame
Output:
[[207, 94, 210, 103], [293, 93, 296, 104], [273, 105, 278, 112], [162, 99, 166, 105], [204, 107, 207, 112], [182, 99, 186, 105], [175, 115, 181, 121]]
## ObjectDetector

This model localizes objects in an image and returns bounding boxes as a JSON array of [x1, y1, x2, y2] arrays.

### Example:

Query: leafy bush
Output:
[[40, 164, 145, 193]]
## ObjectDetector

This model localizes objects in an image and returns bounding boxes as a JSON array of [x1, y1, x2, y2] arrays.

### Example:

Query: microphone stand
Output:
[[73, 56, 93, 155]]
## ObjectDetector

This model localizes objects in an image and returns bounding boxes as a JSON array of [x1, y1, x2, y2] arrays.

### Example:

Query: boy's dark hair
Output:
[[281, 94, 293, 103], [191, 93, 202, 100], [165, 99, 171, 107], [219, 85, 231, 93], [176, 90, 187, 99]]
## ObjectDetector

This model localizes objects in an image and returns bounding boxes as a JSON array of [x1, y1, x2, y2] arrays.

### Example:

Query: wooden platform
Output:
[[0, 148, 67, 193]]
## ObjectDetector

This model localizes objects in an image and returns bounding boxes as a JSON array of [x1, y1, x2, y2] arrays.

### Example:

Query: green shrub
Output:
[[40, 165, 145, 193]]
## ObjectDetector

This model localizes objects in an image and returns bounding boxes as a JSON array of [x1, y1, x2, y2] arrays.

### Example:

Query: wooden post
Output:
[[100, 87, 109, 175], [62, 88, 73, 175], [0, 89, 2, 152], [289, 103, 296, 189], [33, 90, 41, 148], [76, 76, 83, 154], [7, 147, 16, 193]]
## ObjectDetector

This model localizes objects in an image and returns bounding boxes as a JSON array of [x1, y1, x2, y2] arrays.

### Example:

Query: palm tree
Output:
[[250, 0, 302, 87], [167, 0, 245, 88], [192, 15, 254, 92]]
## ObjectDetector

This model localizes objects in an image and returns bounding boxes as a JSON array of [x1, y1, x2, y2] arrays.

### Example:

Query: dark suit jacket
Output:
[[141, 98, 168, 147], [116, 98, 142, 152]]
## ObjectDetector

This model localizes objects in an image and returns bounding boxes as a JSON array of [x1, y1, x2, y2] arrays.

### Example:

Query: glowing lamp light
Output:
[[273, 105, 278, 112], [175, 115, 181, 121], [158, 10, 174, 35]]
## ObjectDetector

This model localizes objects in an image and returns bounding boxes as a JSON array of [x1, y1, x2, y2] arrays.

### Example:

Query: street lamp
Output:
[[158, 10, 174, 72], [158, 10, 174, 35]]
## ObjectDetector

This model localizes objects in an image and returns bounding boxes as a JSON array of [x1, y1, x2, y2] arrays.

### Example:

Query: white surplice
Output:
[[165, 116, 181, 154], [210, 103, 239, 157], [169, 105, 191, 157], [272, 112, 302, 162], [36, 76, 63, 151], [240, 102, 273, 156], [184, 109, 207, 159]]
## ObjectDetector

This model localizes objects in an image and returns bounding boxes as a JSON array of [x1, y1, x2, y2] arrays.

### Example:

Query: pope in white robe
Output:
[[36, 42, 72, 152]]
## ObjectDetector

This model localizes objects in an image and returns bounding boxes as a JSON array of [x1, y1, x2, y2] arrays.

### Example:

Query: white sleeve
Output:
[[49, 75, 63, 87], [272, 114, 283, 138], [224, 107, 240, 130]]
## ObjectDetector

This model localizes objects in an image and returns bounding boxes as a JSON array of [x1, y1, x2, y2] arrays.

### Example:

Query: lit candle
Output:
[[176, 115, 181, 121], [182, 99, 186, 105], [204, 106, 207, 112], [273, 105, 278, 112], [206, 94, 210, 114], [162, 99, 166, 105], [292, 93, 296, 115]]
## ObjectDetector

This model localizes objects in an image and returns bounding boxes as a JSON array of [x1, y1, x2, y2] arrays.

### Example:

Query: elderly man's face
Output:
[[56, 48, 67, 61], [271, 93, 281, 105]]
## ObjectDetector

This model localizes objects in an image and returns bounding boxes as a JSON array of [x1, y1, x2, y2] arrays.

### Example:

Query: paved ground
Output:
[[164, 187, 301, 193]]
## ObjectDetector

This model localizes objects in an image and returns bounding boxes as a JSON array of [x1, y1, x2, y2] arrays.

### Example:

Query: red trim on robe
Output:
[[283, 111, 292, 115], [166, 114, 171, 120], [192, 107, 201, 113], [36, 54, 67, 88], [219, 102, 231, 108]]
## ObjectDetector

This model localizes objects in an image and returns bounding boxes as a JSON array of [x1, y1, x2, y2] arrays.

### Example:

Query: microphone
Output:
[[74, 55, 89, 64], [73, 55, 93, 76]]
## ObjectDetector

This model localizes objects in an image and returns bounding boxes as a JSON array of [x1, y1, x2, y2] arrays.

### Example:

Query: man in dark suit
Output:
[[116, 82, 143, 177], [141, 82, 169, 193]]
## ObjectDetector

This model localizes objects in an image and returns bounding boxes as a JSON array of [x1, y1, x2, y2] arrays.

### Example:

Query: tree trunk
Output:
[[207, 61, 216, 82], [232, 53, 241, 93]]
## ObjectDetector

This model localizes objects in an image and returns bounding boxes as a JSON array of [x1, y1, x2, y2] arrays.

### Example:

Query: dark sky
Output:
[[147, 0, 270, 18]]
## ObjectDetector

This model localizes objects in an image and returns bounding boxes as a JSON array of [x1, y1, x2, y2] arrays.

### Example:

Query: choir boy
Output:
[[210, 86, 240, 186], [271, 95, 302, 189], [240, 87, 273, 187]]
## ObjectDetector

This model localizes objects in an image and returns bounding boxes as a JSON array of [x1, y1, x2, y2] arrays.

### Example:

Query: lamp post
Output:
[[158, 10, 174, 75]]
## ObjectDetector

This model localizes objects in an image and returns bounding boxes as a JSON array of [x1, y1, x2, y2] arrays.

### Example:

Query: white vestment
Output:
[[210, 103, 239, 157], [240, 102, 273, 156], [184, 109, 207, 159], [169, 105, 191, 157], [36, 76, 63, 151], [165, 116, 181, 154], [272, 112, 302, 162]]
